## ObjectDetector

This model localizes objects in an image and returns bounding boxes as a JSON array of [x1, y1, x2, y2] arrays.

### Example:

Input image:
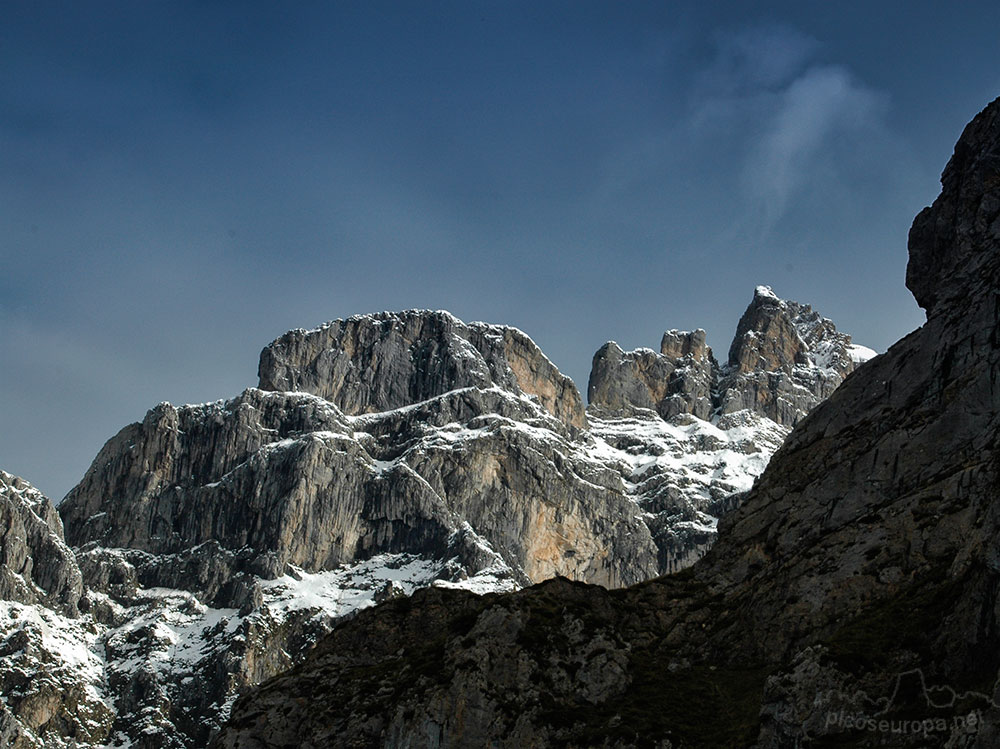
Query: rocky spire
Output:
[[717, 285, 869, 425], [587, 286, 871, 426]]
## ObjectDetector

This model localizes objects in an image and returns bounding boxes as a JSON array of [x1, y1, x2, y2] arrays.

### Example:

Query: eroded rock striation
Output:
[[217, 97, 1000, 749]]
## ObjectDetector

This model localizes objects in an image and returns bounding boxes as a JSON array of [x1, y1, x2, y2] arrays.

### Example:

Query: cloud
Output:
[[743, 65, 886, 235], [686, 24, 891, 241], [702, 25, 820, 94]]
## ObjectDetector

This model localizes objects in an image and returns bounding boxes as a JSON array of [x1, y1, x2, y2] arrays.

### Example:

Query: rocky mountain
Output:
[[10, 313, 652, 748], [587, 285, 872, 571], [0, 172, 877, 749], [588, 284, 874, 427], [0, 285, 865, 748], [215, 98, 1000, 748]]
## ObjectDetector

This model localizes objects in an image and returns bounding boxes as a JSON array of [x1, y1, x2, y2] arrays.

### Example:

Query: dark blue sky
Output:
[[3, 1, 999, 500]]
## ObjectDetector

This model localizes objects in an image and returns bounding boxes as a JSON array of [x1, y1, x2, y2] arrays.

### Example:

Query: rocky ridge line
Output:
[[588, 284, 874, 427], [585, 285, 874, 571]]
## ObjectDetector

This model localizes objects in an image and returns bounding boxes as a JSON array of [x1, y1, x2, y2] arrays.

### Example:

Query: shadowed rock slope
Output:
[[217, 97, 1000, 749]]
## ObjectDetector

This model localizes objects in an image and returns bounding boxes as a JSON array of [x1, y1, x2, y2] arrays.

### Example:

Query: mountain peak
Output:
[[589, 286, 868, 426], [753, 284, 781, 302], [258, 309, 587, 430]]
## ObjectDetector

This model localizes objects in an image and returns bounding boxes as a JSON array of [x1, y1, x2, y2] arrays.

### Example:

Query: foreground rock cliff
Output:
[[216, 98, 1000, 748]]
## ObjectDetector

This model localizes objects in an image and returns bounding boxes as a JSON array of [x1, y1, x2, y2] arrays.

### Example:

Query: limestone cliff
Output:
[[59, 385, 658, 598], [258, 310, 587, 430], [0, 472, 81, 616]]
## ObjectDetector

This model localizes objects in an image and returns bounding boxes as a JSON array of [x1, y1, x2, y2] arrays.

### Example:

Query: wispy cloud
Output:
[[700, 25, 820, 96], [742, 65, 886, 235], [687, 25, 891, 241]]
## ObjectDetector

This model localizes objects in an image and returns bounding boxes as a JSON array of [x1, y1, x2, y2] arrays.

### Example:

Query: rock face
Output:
[[589, 286, 872, 427], [589, 328, 715, 421], [586, 287, 872, 573], [0, 472, 81, 616], [258, 310, 588, 430], [60, 389, 352, 573], [217, 97, 1000, 748], [59, 385, 657, 596]]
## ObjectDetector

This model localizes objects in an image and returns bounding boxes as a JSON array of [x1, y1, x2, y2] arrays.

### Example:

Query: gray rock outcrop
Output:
[[0, 471, 82, 616], [258, 310, 588, 430], [588, 328, 715, 421], [216, 96, 1000, 749], [588, 286, 872, 427]]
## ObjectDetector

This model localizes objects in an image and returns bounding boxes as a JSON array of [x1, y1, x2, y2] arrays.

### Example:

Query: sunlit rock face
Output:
[[257, 309, 588, 430]]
